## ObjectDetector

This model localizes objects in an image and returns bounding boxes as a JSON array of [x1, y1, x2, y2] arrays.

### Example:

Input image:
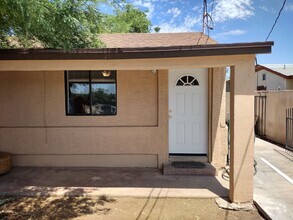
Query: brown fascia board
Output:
[[255, 64, 293, 79], [0, 41, 273, 60]]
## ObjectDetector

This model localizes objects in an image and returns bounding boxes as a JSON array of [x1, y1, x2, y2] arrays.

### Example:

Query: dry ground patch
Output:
[[0, 196, 264, 220]]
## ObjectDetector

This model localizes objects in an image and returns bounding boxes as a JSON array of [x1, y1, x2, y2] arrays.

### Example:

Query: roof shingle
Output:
[[99, 32, 217, 48]]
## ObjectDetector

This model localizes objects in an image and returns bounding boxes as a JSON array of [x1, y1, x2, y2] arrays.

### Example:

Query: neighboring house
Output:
[[0, 32, 273, 203], [255, 64, 293, 90]]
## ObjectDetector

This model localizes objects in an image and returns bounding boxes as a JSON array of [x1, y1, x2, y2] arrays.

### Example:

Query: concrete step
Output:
[[163, 162, 217, 176]]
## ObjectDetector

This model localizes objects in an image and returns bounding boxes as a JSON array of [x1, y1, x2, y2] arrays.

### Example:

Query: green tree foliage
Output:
[[154, 26, 161, 33], [0, 0, 151, 49], [102, 4, 150, 33]]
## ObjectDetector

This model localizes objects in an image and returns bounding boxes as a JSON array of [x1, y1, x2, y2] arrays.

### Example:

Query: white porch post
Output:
[[229, 56, 255, 202]]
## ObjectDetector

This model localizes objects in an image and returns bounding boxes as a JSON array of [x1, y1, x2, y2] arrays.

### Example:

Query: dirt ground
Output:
[[0, 196, 264, 220]]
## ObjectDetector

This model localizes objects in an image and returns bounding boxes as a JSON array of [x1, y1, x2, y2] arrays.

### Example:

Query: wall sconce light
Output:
[[102, 70, 111, 77]]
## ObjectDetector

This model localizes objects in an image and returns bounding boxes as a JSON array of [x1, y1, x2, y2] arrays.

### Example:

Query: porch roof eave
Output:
[[0, 41, 273, 60]]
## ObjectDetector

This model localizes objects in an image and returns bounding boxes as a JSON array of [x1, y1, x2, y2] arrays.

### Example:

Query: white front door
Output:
[[169, 69, 208, 154]]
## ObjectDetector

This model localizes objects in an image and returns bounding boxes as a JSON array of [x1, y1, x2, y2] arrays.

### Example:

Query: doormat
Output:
[[171, 161, 206, 169]]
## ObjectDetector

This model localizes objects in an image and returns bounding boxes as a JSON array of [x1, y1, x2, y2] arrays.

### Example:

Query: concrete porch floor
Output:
[[0, 167, 228, 198]]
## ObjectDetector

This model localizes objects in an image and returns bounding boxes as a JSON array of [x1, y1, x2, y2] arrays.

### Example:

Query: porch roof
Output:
[[0, 41, 273, 60]]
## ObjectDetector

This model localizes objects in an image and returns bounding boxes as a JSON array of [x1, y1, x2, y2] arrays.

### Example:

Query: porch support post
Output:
[[158, 69, 169, 168], [209, 67, 228, 169], [229, 56, 255, 202]]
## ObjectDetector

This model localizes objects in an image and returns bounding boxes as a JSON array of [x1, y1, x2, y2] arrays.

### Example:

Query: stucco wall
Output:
[[264, 91, 293, 145], [0, 55, 252, 172], [0, 68, 229, 169], [0, 70, 168, 167]]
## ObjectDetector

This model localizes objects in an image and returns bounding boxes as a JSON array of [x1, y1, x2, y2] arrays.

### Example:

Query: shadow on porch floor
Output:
[[0, 167, 228, 198]]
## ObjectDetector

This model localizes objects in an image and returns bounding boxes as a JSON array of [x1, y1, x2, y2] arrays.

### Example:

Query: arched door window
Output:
[[176, 75, 199, 86]]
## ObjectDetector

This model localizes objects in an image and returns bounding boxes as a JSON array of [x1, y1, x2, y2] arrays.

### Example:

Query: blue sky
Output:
[[126, 0, 293, 64]]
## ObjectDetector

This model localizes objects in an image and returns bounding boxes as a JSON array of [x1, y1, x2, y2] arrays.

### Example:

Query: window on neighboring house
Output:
[[262, 73, 266, 81], [65, 70, 117, 115]]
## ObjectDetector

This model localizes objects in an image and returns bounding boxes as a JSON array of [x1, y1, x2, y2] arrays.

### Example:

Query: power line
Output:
[[265, 0, 287, 41]]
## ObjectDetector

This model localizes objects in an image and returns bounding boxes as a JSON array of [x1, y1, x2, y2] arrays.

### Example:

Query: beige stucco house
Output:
[[0, 32, 273, 202]]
